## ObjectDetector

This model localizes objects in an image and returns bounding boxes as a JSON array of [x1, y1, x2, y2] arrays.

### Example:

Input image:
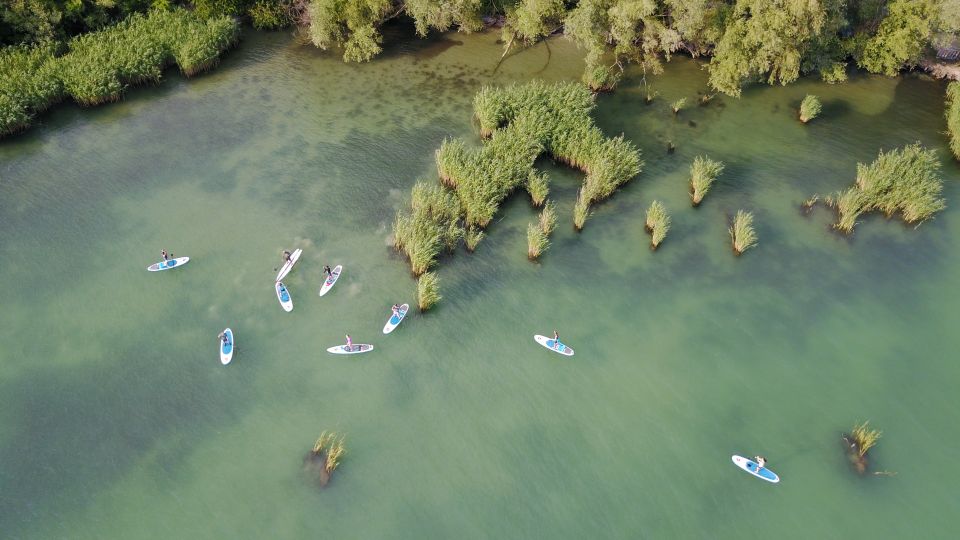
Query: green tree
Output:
[[859, 0, 936, 75]]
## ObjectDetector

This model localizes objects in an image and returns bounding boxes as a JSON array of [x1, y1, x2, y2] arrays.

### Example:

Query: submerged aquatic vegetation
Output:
[[799, 94, 822, 123], [644, 200, 671, 250], [945, 82, 960, 160], [307, 431, 346, 487], [394, 81, 641, 274], [417, 271, 441, 311], [689, 155, 725, 207], [729, 210, 757, 255], [819, 143, 945, 233]]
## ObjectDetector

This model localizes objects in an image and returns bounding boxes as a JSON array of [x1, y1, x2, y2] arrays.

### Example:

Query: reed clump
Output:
[[729, 210, 757, 255], [644, 200, 671, 250], [417, 271, 441, 312], [671, 97, 687, 114], [573, 188, 591, 231], [305, 431, 346, 487], [689, 155, 724, 207], [528, 200, 557, 260], [0, 9, 238, 137], [819, 143, 945, 233], [526, 170, 549, 207], [394, 81, 642, 275], [842, 421, 882, 475], [799, 94, 822, 123], [944, 82, 960, 160], [464, 226, 484, 252]]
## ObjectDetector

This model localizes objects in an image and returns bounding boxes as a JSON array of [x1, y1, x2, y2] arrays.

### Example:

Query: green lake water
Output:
[[2, 27, 959, 539]]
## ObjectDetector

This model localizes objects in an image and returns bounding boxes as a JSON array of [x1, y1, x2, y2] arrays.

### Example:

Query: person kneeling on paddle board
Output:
[[323, 265, 332, 277], [345, 334, 353, 351], [754, 455, 767, 470], [391, 304, 401, 316], [218, 332, 229, 345], [282, 250, 292, 263]]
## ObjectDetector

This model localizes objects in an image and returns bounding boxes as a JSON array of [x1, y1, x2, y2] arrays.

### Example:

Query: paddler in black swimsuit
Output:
[[282, 250, 292, 263], [552, 330, 560, 348], [161, 249, 169, 261], [323, 265, 333, 277]]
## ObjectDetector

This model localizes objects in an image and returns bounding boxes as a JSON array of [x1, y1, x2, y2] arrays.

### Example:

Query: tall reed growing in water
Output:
[[644, 200, 671, 250], [817, 143, 945, 233], [417, 271, 441, 312], [729, 210, 757, 255], [306, 431, 346, 487], [799, 94, 822, 123], [528, 200, 557, 260], [393, 81, 642, 276], [689, 155, 724, 207], [945, 82, 960, 160]]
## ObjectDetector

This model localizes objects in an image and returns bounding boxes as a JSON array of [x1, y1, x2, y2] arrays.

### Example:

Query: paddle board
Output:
[[275, 248, 302, 281], [534, 334, 574, 356], [276, 281, 293, 312], [318, 265, 342, 297], [147, 256, 189, 272], [382, 304, 409, 334], [732, 455, 780, 483], [219, 328, 234, 365], [327, 344, 374, 355]]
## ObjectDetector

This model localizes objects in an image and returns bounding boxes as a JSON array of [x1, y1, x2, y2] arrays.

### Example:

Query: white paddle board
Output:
[[147, 256, 189, 271], [276, 281, 293, 312], [534, 334, 574, 356], [318, 265, 342, 297], [327, 344, 374, 355], [219, 328, 234, 365], [275, 248, 302, 281], [732, 455, 780, 483], [382, 304, 409, 334]]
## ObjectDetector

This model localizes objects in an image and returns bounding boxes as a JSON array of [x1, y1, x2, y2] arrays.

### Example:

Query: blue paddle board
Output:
[[147, 256, 189, 271], [220, 328, 234, 365], [732, 455, 780, 483]]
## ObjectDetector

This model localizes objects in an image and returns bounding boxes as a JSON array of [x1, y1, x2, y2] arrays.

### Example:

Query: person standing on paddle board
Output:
[[754, 455, 767, 470], [323, 265, 333, 277], [391, 304, 401, 316], [553, 330, 560, 348], [345, 334, 353, 351], [161, 249, 169, 261], [218, 332, 229, 345]]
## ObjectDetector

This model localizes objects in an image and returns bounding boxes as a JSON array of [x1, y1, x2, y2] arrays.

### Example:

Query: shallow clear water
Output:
[[1, 27, 959, 539]]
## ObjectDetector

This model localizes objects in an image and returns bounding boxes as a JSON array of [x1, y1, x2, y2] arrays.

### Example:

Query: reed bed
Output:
[[392, 180, 463, 275], [0, 9, 237, 136], [394, 81, 642, 275], [0, 43, 63, 136], [729, 210, 757, 255], [417, 271, 441, 312], [644, 200, 670, 250], [945, 82, 960, 160], [689, 155, 724, 207], [821, 143, 945, 233], [799, 94, 822, 123]]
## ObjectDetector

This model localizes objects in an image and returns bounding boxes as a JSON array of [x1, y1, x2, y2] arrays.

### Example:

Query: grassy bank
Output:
[[1, 9, 238, 137]]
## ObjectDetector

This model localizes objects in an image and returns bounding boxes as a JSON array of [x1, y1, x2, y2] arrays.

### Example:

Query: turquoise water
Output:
[[1, 27, 959, 538]]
